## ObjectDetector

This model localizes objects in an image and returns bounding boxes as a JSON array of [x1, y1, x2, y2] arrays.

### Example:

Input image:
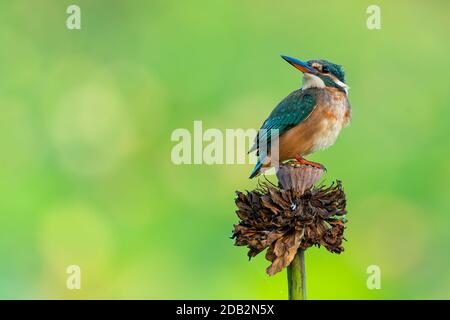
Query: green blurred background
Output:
[[0, 0, 449, 299]]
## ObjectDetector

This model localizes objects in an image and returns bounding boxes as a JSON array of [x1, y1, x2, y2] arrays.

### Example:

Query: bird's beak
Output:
[[281, 55, 317, 74]]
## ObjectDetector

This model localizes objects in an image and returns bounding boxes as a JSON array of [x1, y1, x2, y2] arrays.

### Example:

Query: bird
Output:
[[248, 55, 351, 179]]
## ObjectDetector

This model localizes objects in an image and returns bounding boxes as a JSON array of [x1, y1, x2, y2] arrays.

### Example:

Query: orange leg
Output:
[[293, 155, 326, 171]]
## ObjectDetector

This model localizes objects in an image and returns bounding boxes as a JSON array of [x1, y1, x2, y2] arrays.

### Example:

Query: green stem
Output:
[[287, 249, 306, 300]]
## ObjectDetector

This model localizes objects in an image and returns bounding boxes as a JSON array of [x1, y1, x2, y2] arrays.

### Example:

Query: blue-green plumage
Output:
[[249, 91, 316, 178]]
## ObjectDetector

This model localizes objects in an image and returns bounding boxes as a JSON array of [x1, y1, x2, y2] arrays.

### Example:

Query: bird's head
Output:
[[281, 55, 349, 94]]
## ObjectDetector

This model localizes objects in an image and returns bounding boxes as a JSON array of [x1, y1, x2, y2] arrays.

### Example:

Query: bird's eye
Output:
[[322, 66, 329, 73]]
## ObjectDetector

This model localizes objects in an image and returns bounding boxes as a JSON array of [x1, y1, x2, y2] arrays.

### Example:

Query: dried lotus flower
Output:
[[232, 164, 347, 276]]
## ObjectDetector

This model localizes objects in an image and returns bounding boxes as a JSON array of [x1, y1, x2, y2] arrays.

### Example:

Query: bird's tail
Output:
[[249, 161, 263, 179], [249, 159, 272, 179]]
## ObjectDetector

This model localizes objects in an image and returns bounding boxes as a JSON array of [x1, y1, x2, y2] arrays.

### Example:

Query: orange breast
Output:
[[276, 100, 349, 161]]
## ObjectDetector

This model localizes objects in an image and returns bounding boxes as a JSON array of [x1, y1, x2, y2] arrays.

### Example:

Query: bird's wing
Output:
[[249, 90, 316, 154]]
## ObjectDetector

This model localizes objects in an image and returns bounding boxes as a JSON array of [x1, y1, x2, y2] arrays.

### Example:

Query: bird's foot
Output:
[[284, 156, 327, 171]]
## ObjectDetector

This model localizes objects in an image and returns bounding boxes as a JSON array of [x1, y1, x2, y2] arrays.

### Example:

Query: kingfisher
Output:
[[249, 55, 351, 178]]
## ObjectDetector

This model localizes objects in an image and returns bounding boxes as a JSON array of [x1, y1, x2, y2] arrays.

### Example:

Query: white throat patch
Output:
[[302, 73, 325, 90]]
